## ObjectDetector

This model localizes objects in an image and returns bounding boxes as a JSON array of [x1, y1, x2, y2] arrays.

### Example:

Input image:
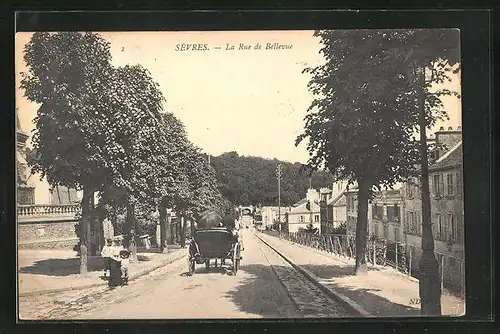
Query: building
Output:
[[403, 126, 464, 290], [371, 187, 404, 242], [260, 206, 290, 229], [285, 189, 321, 233], [320, 180, 349, 234], [16, 116, 35, 205], [16, 116, 104, 251]]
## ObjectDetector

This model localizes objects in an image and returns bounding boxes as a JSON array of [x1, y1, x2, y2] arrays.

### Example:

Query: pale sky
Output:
[[15, 31, 462, 164]]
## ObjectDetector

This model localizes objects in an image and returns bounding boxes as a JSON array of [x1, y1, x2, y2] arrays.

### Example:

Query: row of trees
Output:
[[298, 29, 459, 315], [21, 32, 227, 273], [210, 152, 334, 206]]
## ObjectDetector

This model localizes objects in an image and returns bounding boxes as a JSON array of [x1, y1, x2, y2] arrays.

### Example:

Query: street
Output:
[[19, 228, 352, 320]]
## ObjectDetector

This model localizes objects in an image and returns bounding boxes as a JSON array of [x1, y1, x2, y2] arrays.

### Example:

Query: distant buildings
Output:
[[261, 206, 290, 229], [285, 189, 321, 233]]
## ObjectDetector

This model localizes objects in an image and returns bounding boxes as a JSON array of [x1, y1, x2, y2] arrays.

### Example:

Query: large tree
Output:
[[298, 29, 459, 315], [21, 32, 116, 273], [297, 29, 459, 296]]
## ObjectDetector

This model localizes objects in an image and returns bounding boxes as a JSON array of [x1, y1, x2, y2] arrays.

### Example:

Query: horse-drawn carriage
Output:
[[188, 210, 242, 275]]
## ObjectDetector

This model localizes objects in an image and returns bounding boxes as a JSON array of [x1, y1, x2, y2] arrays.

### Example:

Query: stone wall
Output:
[[18, 219, 79, 250]]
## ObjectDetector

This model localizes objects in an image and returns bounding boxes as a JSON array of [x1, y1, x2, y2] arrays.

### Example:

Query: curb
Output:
[[255, 233, 372, 317], [19, 251, 187, 298]]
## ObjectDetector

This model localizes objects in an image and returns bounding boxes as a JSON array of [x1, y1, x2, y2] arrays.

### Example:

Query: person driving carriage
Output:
[[188, 209, 242, 274]]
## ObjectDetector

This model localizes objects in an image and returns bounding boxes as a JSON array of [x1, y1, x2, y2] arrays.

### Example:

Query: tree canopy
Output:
[[210, 152, 334, 206], [297, 29, 460, 191]]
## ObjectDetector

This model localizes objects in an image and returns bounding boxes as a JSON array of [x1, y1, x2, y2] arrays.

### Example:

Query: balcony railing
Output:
[[17, 204, 81, 217]]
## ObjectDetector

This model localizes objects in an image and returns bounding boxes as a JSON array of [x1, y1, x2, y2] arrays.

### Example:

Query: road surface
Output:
[[20, 228, 351, 319]]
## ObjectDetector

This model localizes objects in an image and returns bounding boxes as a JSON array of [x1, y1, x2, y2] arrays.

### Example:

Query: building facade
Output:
[[371, 187, 404, 242], [320, 180, 349, 234], [260, 206, 290, 229], [403, 126, 464, 290], [286, 189, 321, 233]]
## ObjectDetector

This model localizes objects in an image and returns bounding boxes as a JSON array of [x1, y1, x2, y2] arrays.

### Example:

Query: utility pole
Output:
[[416, 66, 441, 316], [276, 163, 282, 233]]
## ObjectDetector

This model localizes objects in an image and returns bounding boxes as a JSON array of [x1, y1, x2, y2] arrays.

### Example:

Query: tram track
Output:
[[253, 230, 359, 318]]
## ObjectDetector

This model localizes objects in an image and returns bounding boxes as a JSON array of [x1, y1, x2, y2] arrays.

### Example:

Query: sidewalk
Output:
[[257, 232, 465, 317], [18, 246, 187, 296]]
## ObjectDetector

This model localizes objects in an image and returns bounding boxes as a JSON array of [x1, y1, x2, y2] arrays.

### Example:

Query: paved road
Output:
[[20, 228, 351, 320]]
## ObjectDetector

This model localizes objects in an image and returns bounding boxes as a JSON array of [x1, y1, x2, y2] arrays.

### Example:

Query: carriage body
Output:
[[188, 227, 241, 275]]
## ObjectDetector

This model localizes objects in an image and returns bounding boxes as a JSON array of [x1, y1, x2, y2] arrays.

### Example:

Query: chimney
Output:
[[457, 126, 462, 131], [439, 126, 444, 131], [435, 126, 462, 159], [306, 188, 319, 202]]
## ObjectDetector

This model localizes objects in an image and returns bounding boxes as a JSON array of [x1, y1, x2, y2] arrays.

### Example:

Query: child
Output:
[[101, 238, 113, 278], [119, 249, 130, 282]]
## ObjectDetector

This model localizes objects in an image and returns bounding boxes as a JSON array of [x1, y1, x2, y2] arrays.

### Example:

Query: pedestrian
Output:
[[101, 238, 113, 278], [111, 239, 122, 258], [119, 249, 130, 283]]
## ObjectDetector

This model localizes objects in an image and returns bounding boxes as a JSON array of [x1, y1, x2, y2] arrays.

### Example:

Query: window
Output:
[[314, 215, 319, 222], [416, 212, 422, 235], [449, 214, 457, 241], [407, 180, 414, 198], [387, 204, 399, 222], [456, 171, 462, 196], [433, 174, 443, 197], [447, 173, 454, 196], [435, 213, 442, 238], [299, 215, 304, 223], [407, 211, 416, 234]]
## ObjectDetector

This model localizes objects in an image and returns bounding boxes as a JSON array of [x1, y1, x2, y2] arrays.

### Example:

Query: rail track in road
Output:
[[253, 230, 357, 318]]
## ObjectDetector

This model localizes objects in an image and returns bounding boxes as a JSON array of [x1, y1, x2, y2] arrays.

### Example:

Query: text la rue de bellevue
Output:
[[174, 42, 293, 52]]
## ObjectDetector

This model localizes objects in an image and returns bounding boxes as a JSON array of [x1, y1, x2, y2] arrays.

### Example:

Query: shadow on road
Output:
[[20, 255, 152, 277], [225, 263, 419, 318], [224, 263, 301, 318], [300, 264, 419, 317], [19, 257, 106, 276]]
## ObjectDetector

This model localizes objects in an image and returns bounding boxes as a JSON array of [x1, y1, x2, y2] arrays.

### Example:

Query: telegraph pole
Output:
[[276, 163, 282, 233]]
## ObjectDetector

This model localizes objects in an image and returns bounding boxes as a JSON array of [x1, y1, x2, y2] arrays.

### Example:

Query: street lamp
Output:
[[275, 163, 282, 233]]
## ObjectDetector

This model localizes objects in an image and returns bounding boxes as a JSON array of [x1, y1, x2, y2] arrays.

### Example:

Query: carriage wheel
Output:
[[205, 259, 210, 270], [189, 259, 196, 275], [232, 244, 241, 275]]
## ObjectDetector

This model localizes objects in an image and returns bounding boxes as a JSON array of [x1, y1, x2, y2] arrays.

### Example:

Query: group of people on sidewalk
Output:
[[101, 239, 130, 281]]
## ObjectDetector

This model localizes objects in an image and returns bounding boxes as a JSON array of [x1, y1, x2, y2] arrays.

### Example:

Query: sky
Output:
[[15, 31, 462, 164]]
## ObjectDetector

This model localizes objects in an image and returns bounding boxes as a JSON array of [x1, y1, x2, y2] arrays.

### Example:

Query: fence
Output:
[[265, 230, 465, 298]]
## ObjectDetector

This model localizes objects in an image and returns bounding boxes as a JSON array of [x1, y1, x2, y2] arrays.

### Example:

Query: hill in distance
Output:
[[209, 151, 334, 207]]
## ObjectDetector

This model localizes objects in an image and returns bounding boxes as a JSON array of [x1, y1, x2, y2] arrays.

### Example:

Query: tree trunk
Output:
[[354, 180, 370, 276], [417, 66, 442, 316], [166, 212, 172, 245], [124, 197, 138, 262], [90, 193, 96, 256], [79, 187, 92, 274], [190, 219, 195, 238], [180, 216, 186, 248], [159, 205, 168, 253]]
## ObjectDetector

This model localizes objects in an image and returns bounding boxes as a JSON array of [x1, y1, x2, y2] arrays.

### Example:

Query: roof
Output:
[[293, 198, 308, 207], [289, 200, 320, 214], [327, 190, 346, 206], [429, 141, 463, 171]]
